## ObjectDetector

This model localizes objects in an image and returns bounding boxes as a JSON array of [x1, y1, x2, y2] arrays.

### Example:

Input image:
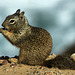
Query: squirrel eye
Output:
[[9, 19, 15, 24]]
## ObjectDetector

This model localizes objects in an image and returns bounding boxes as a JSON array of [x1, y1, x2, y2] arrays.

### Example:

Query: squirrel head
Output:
[[2, 9, 28, 32]]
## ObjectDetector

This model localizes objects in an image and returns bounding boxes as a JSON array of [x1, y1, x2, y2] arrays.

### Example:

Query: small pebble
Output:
[[30, 67, 32, 69], [2, 66, 6, 70], [26, 71, 28, 72], [37, 71, 39, 73], [39, 67, 42, 69], [6, 69, 9, 72], [39, 66, 45, 70], [44, 71, 53, 75], [10, 62, 17, 68], [33, 71, 36, 74], [58, 70, 63, 74]]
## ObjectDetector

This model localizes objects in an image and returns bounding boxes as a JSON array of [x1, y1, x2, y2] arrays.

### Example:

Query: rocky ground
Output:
[[0, 53, 75, 75]]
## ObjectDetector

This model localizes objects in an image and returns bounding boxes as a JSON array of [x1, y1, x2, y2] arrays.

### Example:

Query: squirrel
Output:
[[0, 9, 52, 65]]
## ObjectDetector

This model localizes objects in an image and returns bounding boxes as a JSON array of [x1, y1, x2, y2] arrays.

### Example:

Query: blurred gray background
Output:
[[0, 0, 75, 57]]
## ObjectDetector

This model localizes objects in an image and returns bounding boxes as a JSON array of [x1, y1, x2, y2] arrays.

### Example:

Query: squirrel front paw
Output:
[[0, 28, 3, 33]]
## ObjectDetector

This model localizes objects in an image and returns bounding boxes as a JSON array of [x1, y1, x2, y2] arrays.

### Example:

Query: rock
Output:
[[46, 53, 56, 61], [2, 60, 9, 65], [70, 53, 75, 61], [0, 59, 4, 64], [8, 58, 18, 63]]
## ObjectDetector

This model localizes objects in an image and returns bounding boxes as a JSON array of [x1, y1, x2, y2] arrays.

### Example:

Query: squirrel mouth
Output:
[[2, 24, 8, 30]]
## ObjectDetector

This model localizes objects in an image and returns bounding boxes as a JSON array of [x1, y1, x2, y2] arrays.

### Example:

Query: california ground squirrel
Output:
[[0, 9, 52, 65]]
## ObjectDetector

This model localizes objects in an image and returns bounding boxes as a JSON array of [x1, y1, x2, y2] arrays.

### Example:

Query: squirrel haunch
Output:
[[0, 9, 52, 65]]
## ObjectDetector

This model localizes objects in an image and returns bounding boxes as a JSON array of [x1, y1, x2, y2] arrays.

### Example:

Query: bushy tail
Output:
[[43, 55, 75, 70]]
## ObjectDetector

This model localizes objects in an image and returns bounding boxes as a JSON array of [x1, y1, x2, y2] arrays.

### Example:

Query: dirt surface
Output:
[[0, 63, 75, 75], [0, 53, 75, 75]]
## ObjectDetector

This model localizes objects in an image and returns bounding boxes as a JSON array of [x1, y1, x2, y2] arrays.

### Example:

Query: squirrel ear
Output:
[[20, 11, 25, 16], [16, 9, 20, 14]]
